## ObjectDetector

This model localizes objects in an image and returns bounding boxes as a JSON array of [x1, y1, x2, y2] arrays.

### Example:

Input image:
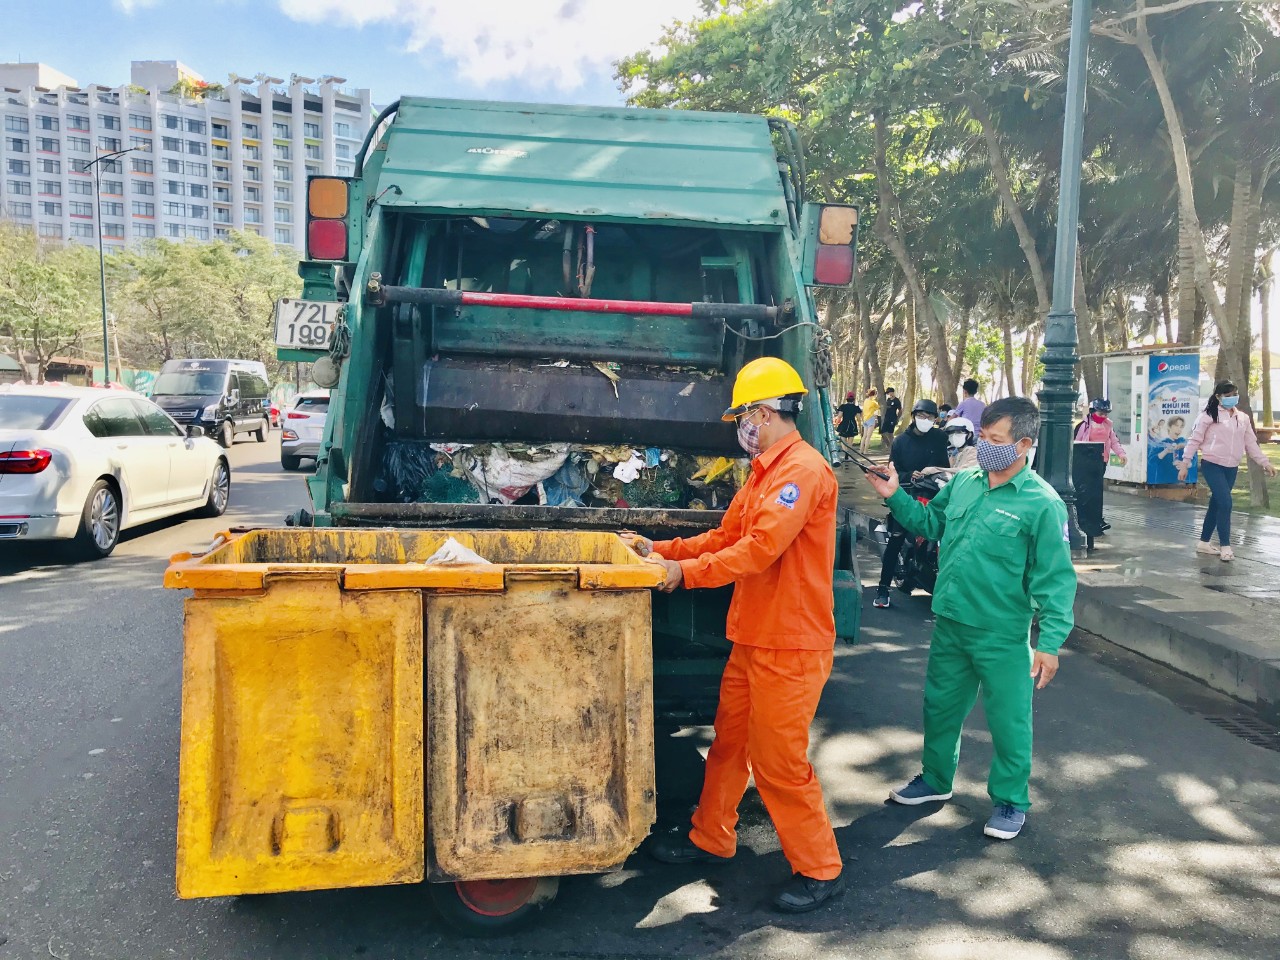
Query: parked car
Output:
[[0, 385, 230, 559], [149, 359, 271, 449], [280, 390, 330, 471]]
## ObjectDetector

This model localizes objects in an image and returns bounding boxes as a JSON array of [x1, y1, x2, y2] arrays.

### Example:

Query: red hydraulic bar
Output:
[[368, 284, 784, 323]]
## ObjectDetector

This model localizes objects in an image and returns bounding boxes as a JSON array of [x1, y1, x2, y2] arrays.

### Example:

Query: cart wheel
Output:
[[429, 877, 559, 934]]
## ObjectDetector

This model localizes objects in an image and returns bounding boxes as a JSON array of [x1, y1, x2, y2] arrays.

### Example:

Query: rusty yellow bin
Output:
[[165, 529, 662, 901]]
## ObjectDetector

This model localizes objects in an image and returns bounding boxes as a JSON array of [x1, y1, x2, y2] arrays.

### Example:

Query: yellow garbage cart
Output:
[[164, 528, 662, 930]]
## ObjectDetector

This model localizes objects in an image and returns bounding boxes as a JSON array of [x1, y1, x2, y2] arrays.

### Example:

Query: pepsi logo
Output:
[[1157, 362, 1169, 372]]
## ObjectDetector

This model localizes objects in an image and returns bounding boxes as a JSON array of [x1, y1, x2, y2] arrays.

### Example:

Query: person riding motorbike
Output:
[[917, 416, 978, 479], [873, 398, 949, 608]]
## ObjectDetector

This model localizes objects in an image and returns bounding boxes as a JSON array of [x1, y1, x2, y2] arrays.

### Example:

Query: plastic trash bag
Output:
[[424, 537, 492, 565]]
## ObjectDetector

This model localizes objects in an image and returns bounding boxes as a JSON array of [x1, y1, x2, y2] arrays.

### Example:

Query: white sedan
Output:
[[0, 385, 230, 559]]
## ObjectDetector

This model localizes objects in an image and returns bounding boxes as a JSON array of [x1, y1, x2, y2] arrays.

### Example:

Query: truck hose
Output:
[[354, 100, 401, 175]]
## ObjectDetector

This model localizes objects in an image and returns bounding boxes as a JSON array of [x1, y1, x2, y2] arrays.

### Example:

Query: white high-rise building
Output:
[[0, 60, 372, 254]]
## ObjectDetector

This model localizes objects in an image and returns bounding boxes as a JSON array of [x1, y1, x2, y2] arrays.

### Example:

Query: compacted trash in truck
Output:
[[165, 96, 861, 931]]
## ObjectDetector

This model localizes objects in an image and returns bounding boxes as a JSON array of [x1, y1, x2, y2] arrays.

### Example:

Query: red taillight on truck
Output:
[[0, 449, 53, 474], [307, 177, 351, 262], [803, 203, 859, 288]]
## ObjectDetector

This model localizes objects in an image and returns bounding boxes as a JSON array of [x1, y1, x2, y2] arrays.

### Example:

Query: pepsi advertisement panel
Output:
[[1145, 353, 1199, 485]]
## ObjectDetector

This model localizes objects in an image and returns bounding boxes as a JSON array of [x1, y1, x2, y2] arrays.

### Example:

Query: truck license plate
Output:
[[275, 299, 339, 350]]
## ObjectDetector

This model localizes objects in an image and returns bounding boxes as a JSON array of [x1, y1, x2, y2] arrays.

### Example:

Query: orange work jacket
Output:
[[652, 431, 837, 650]]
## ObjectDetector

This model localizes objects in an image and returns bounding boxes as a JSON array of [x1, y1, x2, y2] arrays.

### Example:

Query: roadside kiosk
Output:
[[1099, 349, 1201, 487]]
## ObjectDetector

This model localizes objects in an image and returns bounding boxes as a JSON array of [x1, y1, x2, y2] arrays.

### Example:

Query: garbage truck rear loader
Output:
[[165, 97, 861, 931]]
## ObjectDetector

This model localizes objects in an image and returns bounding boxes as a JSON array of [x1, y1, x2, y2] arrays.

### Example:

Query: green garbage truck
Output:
[[166, 96, 861, 931]]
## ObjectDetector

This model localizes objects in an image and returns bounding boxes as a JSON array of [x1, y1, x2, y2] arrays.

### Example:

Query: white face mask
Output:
[[914, 416, 934, 433], [948, 432, 966, 448]]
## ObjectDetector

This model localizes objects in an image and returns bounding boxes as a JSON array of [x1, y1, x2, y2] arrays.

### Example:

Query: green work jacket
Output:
[[884, 461, 1077, 653]]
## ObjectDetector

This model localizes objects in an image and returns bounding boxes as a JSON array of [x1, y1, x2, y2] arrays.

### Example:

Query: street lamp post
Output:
[[84, 147, 134, 386], [1036, 0, 1092, 554]]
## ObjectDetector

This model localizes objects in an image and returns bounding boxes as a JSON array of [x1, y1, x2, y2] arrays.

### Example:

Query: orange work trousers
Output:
[[689, 643, 842, 880]]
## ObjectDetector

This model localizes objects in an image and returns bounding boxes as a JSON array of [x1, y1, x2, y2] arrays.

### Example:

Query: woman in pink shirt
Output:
[[1074, 398, 1128, 464], [1177, 381, 1277, 561]]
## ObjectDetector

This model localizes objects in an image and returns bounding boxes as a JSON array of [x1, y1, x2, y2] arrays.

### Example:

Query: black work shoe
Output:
[[649, 830, 732, 866], [773, 872, 846, 913], [873, 588, 890, 608]]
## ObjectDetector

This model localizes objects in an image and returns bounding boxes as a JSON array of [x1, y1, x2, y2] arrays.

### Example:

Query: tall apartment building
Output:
[[0, 60, 372, 254]]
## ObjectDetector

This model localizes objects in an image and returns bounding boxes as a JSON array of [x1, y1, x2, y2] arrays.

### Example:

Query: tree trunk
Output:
[[952, 300, 973, 385], [1074, 254, 1103, 400], [872, 110, 957, 401], [969, 97, 1052, 322], [1022, 326, 1041, 396], [1218, 158, 1253, 385], [1176, 217, 1197, 342], [999, 301, 1017, 397], [852, 266, 886, 399], [1262, 269, 1274, 427], [904, 297, 919, 410], [1161, 288, 1174, 343]]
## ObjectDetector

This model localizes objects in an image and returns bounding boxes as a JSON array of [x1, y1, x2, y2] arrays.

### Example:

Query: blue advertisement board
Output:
[[1145, 353, 1199, 484]]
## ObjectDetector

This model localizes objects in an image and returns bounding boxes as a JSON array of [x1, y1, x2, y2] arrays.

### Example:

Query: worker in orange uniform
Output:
[[622, 356, 844, 914]]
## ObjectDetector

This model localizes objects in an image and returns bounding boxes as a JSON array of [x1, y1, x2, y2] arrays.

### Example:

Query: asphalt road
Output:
[[2, 438, 1279, 960]]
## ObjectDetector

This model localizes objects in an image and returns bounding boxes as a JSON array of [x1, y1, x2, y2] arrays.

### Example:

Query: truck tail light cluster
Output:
[[0, 449, 53, 474], [307, 177, 351, 261], [810, 205, 859, 287]]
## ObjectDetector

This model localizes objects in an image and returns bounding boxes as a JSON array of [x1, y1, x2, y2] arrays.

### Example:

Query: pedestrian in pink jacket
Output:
[[1177, 381, 1277, 562], [1074, 398, 1128, 464]]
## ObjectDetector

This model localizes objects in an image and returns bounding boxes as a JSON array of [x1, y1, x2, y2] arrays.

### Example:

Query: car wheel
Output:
[[428, 877, 559, 935], [280, 454, 302, 471], [199, 459, 231, 518], [217, 421, 234, 448], [72, 479, 121, 560], [253, 418, 268, 442]]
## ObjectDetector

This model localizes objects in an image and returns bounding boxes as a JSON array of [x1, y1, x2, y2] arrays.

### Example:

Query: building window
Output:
[[5, 117, 29, 132], [5, 137, 29, 153], [129, 136, 152, 152], [189, 183, 208, 198], [103, 222, 125, 238], [66, 114, 90, 131], [272, 122, 290, 139], [186, 118, 206, 134], [212, 144, 230, 161], [164, 222, 184, 238], [304, 144, 322, 160], [163, 115, 181, 130], [186, 140, 206, 156], [67, 136, 91, 152], [213, 165, 230, 181], [101, 201, 125, 217], [242, 122, 259, 138], [214, 186, 230, 202], [37, 136, 60, 153], [37, 180, 60, 196], [274, 205, 291, 223], [161, 136, 182, 152], [69, 201, 94, 217], [133, 180, 154, 196], [335, 122, 353, 138], [245, 186, 262, 202], [190, 204, 208, 220], [185, 161, 208, 177], [38, 159, 62, 174], [272, 143, 291, 161], [335, 143, 351, 159], [210, 123, 228, 140], [306, 164, 320, 177], [273, 164, 292, 182], [132, 201, 155, 216], [244, 209, 262, 224], [244, 166, 262, 182], [36, 115, 59, 131], [274, 227, 292, 244], [102, 158, 123, 174], [303, 122, 321, 139], [132, 157, 153, 174], [7, 201, 32, 217], [163, 201, 186, 217], [70, 222, 95, 238], [165, 180, 186, 195], [129, 113, 153, 130], [189, 225, 209, 240], [38, 222, 63, 238], [273, 185, 290, 201], [214, 208, 231, 224], [7, 180, 32, 195], [244, 144, 261, 160], [163, 158, 183, 174], [98, 136, 122, 152], [135, 223, 156, 238], [214, 226, 229, 238], [69, 180, 93, 196], [102, 180, 124, 196], [101, 115, 121, 131], [6, 159, 31, 175], [38, 201, 62, 216]]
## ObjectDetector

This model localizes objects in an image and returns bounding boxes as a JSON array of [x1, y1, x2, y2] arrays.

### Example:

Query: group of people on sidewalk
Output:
[[624, 359, 1078, 916]]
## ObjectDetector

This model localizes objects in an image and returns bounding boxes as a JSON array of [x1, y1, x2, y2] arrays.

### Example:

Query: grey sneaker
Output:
[[984, 803, 1026, 840], [889, 774, 953, 805]]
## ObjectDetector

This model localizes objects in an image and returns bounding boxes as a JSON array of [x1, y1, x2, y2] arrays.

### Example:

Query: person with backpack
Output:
[[1074, 398, 1128, 465], [1176, 381, 1277, 562]]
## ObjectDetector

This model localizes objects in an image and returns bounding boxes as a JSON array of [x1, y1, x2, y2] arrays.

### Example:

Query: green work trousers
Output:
[[921, 616, 1034, 811]]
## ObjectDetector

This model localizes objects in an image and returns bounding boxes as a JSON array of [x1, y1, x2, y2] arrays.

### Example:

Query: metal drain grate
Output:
[[1200, 715, 1280, 752]]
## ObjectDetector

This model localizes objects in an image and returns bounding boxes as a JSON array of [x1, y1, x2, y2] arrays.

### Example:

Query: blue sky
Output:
[[3, 0, 704, 108]]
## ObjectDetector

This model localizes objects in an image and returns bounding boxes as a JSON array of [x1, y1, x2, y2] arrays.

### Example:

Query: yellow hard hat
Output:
[[722, 356, 807, 421]]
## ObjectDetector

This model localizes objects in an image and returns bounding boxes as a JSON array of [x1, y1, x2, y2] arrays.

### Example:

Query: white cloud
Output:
[[114, 0, 164, 11], [275, 0, 703, 91]]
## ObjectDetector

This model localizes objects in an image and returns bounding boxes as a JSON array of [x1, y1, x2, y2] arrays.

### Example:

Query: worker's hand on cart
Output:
[[619, 531, 653, 557], [864, 465, 899, 500], [645, 556, 684, 592]]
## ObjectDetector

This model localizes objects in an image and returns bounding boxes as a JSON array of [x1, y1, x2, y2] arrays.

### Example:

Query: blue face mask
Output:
[[1220, 395, 1239, 409]]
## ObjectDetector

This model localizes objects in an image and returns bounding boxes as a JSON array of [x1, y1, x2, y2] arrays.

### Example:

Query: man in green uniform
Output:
[[863, 397, 1076, 840]]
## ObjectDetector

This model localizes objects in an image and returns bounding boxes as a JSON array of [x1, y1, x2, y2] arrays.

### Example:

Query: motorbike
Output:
[[889, 472, 947, 595]]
